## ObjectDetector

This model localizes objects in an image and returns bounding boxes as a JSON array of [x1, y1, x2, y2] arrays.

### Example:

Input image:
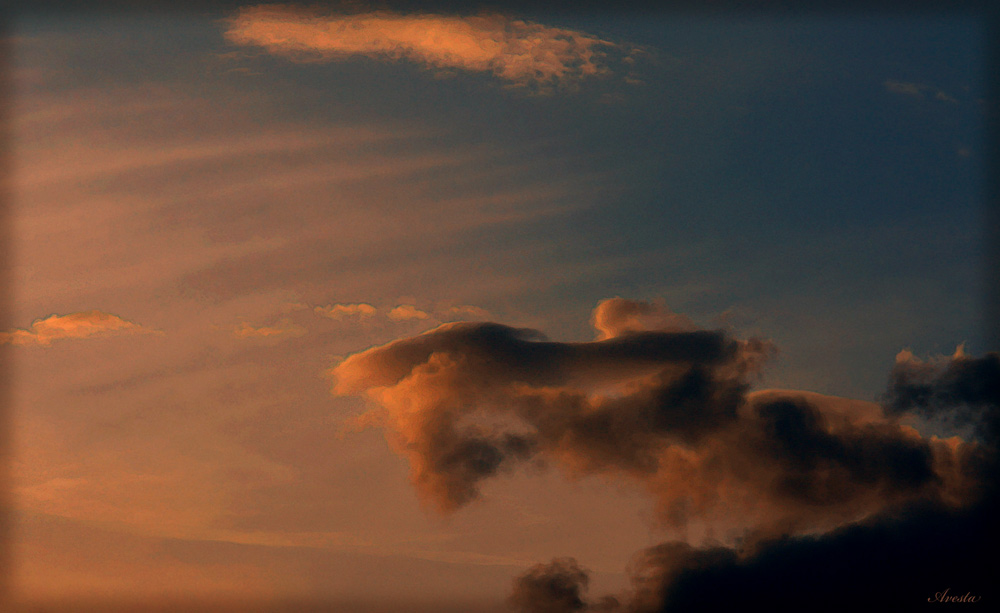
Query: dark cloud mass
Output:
[[332, 299, 996, 610], [332, 299, 776, 513], [505, 349, 999, 612], [508, 559, 591, 613], [886, 348, 1000, 446]]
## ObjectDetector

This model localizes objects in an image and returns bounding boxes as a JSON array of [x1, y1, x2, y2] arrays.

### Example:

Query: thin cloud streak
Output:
[[225, 5, 621, 89]]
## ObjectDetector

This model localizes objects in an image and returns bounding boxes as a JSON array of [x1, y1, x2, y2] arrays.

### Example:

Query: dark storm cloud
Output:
[[525, 486, 995, 612], [508, 558, 591, 613], [885, 348, 1000, 445], [505, 349, 998, 613]]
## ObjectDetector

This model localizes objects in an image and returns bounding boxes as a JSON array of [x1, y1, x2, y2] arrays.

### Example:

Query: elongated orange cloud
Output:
[[225, 5, 618, 88], [0, 311, 153, 346]]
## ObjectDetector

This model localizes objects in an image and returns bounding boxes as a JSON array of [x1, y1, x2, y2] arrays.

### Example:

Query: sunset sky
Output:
[[4, 3, 996, 611]]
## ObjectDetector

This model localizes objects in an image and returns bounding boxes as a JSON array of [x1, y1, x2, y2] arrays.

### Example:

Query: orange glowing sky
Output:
[[4, 3, 992, 612]]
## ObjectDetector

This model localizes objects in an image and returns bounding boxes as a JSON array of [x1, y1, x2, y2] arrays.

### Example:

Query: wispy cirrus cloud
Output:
[[1, 310, 156, 346], [224, 5, 623, 89]]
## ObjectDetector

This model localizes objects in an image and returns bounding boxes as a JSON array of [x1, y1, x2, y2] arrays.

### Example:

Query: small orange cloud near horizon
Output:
[[314, 303, 377, 320], [224, 5, 618, 88], [0, 310, 155, 346], [387, 305, 431, 322], [233, 318, 306, 339]]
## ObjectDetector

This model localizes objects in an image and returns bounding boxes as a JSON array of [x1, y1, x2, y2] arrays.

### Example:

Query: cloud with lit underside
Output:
[[224, 5, 629, 89], [332, 297, 997, 612], [1, 310, 157, 346]]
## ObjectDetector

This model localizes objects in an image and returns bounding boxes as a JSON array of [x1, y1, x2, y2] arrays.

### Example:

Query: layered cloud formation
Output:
[[225, 5, 620, 88], [1, 311, 154, 346], [332, 298, 996, 611]]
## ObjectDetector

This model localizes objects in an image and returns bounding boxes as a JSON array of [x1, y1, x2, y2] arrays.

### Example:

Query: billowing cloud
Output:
[[508, 558, 594, 613], [884, 346, 1000, 445], [233, 318, 306, 339], [336, 298, 959, 530], [387, 304, 431, 322], [591, 297, 696, 340], [332, 300, 972, 528], [314, 302, 377, 320], [0, 310, 155, 346], [503, 345, 998, 613], [331, 310, 769, 512], [224, 5, 619, 88], [333, 299, 993, 610]]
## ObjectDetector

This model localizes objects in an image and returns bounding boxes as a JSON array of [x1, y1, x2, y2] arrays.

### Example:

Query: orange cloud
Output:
[[0, 310, 154, 346], [592, 297, 696, 340], [233, 318, 305, 338], [331, 300, 977, 538], [387, 305, 431, 322], [441, 304, 491, 320], [225, 5, 618, 88], [314, 303, 377, 320]]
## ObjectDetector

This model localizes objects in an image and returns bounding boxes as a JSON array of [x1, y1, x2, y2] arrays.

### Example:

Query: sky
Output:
[[2, 3, 997, 611]]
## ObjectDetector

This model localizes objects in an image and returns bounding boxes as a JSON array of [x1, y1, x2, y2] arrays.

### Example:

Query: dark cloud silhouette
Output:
[[501, 349, 998, 613], [885, 348, 1000, 445], [331, 300, 994, 609], [508, 558, 591, 613]]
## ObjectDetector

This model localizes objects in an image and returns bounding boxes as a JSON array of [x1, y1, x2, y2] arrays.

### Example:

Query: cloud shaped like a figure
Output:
[[0, 310, 155, 346], [331, 298, 974, 535], [225, 5, 620, 88], [333, 298, 996, 611]]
